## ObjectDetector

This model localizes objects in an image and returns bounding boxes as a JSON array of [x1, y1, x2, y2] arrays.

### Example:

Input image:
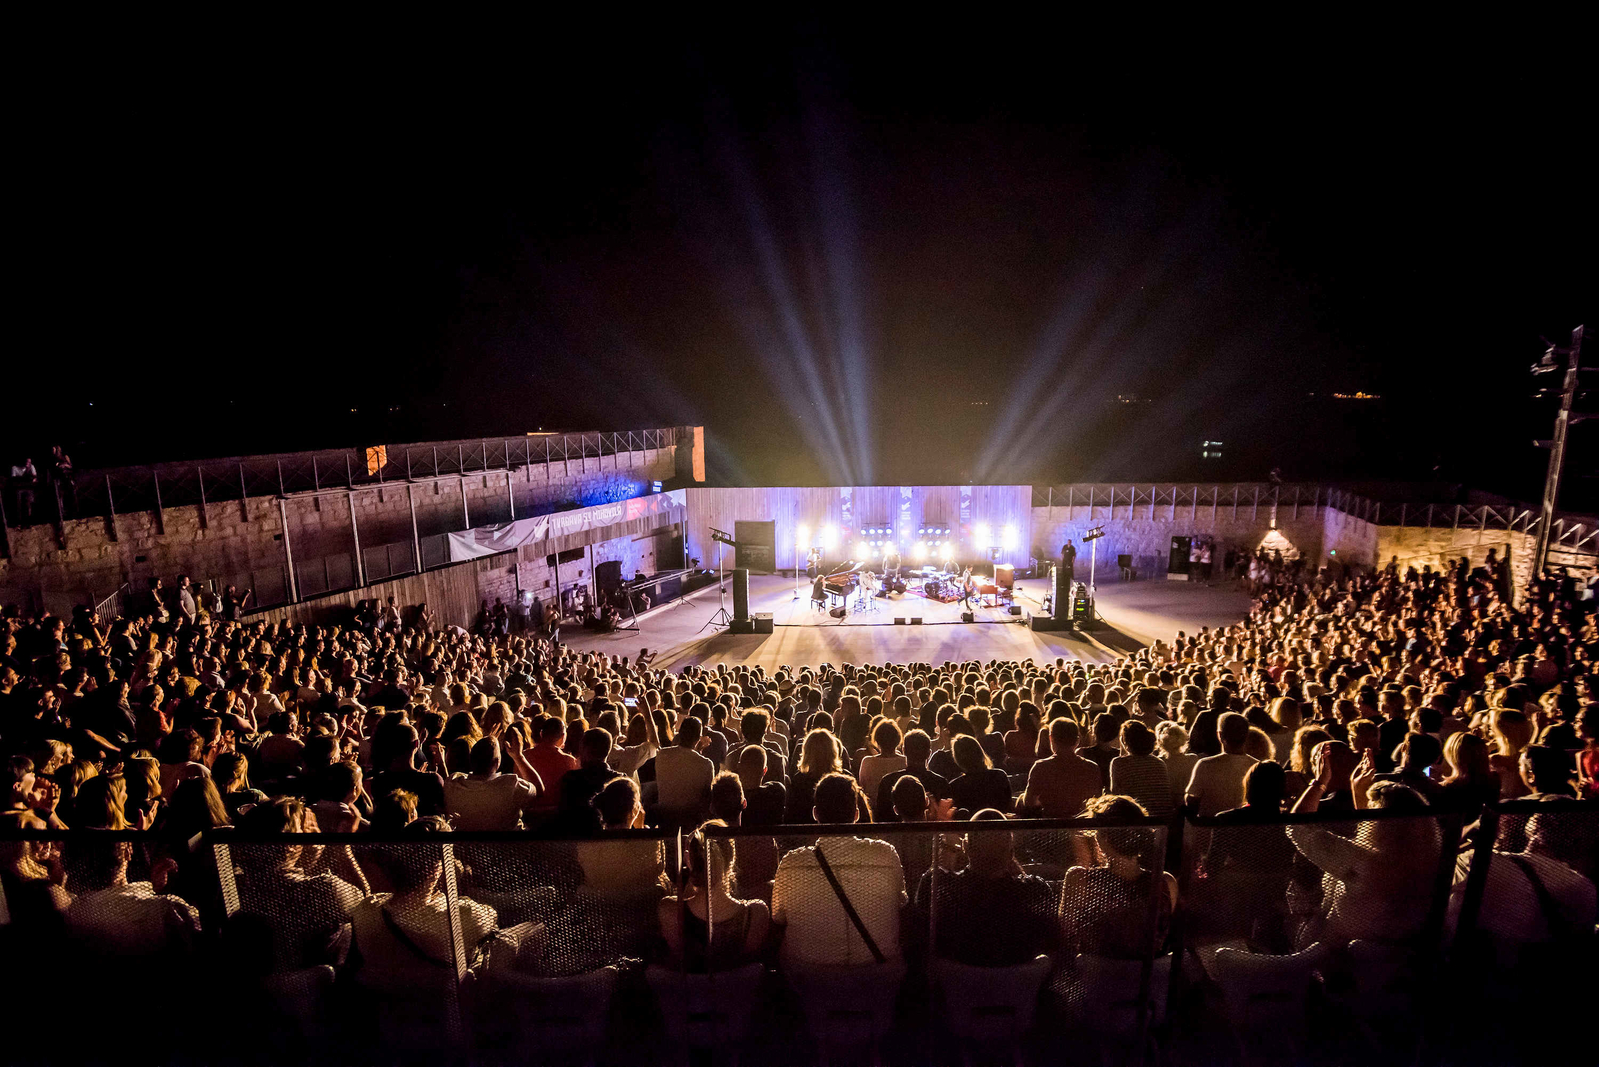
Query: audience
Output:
[[0, 545, 1595, 1060]]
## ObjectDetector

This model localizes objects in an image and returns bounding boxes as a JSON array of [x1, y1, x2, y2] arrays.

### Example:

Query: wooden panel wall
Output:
[[684, 486, 1034, 573]]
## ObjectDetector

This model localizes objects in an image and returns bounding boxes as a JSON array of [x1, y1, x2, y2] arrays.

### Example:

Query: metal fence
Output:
[[4, 429, 682, 532], [2, 802, 1591, 1066]]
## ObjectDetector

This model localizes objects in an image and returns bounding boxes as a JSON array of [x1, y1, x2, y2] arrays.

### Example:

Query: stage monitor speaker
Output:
[[1008, 604, 1022, 616], [732, 568, 750, 620], [830, 606, 847, 619], [894, 617, 906, 625], [961, 610, 975, 623], [911, 617, 923, 625], [753, 612, 774, 634]]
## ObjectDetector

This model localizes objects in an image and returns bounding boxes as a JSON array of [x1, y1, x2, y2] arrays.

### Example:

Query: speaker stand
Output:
[[700, 539, 735, 633]]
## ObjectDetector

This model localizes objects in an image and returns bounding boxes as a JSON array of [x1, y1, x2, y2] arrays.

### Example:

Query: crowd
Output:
[[1, 547, 1596, 1059]]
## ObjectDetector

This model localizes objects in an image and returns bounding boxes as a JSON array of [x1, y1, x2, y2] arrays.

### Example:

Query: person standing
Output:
[[1060, 540, 1077, 587], [9, 457, 37, 524]]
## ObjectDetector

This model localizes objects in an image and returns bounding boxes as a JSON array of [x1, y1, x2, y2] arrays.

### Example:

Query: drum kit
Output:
[[916, 566, 965, 603]]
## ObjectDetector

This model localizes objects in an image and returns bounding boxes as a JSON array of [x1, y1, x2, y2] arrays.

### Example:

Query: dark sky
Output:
[[11, 21, 1595, 507]]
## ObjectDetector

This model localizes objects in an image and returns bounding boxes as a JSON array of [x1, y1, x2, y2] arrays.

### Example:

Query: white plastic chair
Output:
[[934, 954, 1052, 1056], [647, 962, 766, 1060], [1211, 941, 1330, 1063]]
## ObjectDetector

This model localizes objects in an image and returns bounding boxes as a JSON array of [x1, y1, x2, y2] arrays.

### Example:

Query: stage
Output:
[[563, 572, 1253, 671], [773, 569, 1026, 627]]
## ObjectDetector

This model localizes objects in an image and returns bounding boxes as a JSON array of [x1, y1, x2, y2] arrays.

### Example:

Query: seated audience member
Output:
[[947, 734, 1012, 815], [772, 774, 906, 968], [735, 744, 788, 827], [65, 837, 202, 955], [1060, 796, 1178, 958], [915, 810, 1059, 965], [369, 722, 448, 818], [526, 716, 579, 813], [557, 728, 624, 834], [350, 818, 498, 990], [1021, 718, 1103, 818], [234, 798, 364, 973], [1110, 719, 1175, 818], [658, 820, 771, 971], [1289, 768, 1441, 947], [1156, 722, 1199, 802], [1078, 713, 1121, 787], [787, 729, 847, 823], [876, 729, 948, 821], [857, 718, 907, 805], [655, 716, 715, 827], [444, 737, 542, 830], [1375, 732, 1445, 803], [1185, 712, 1258, 816]]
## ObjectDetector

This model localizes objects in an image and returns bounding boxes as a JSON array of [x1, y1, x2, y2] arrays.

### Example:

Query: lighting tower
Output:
[[1531, 325, 1588, 575]]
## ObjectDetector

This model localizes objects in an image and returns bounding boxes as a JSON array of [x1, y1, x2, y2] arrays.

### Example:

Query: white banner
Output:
[[445, 490, 685, 562]]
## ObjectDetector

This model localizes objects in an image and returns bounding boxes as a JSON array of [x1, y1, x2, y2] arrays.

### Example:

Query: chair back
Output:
[[647, 962, 766, 1048], [1073, 953, 1173, 1037], [934, 955, 1052, 1042], [496, 965, 621, 1057], [787, 959, 906, 1050], [1212, 941, 1330, 1056]]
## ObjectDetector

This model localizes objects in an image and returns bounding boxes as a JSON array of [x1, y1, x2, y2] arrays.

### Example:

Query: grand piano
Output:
[[812, 561, 864, 609]]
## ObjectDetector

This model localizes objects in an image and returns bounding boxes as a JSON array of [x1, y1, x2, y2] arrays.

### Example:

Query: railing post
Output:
[[348, 490, 365, 587], [277, 497, 298, 602], [310, 456, 318, 492], [104, 474, 118, 543], [280, 459, 288, 496], [407, 483, 423, 573], [506, 469, 516, 521], [461, 477, 470, 529], [238, 464, 248, 522], [197, 467, 208, 530], [152, 470, 165, 535], [433, 447, 439, 478], [346, 454, 353, 489], [406, 448, 413, 480]]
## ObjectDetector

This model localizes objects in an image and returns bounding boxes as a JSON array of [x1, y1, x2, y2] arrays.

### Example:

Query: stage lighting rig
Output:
[[1082, 526, 1106, 542]]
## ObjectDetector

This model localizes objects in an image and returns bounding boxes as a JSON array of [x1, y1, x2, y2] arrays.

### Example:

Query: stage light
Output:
[[914, 541, 927, 561], [855, 542, 869, 559], [797, 525, 810, 547], [941, 543, 954, 560], [1002, 524, 1017, 550], [974, 523, 990, 549], [823, 525, 837, 549]]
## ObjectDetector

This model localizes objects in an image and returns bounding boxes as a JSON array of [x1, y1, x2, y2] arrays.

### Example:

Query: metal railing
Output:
[[1033, 482, 1599, 557], [3, 801, 1589, 1065], [4, 429, 683, 532]]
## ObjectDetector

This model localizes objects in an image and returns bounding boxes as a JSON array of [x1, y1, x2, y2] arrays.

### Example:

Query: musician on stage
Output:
[[806, 547, 823, 580], [960, 566, 976, 610], [1060, 540, 1077, 586], [811, 572, 828, 610], [881, 543, 902, 581]]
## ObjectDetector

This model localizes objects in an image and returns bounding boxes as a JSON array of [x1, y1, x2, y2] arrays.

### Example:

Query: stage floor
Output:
[[562, 572, 1253, 672], [765, 571, 1024, 627]]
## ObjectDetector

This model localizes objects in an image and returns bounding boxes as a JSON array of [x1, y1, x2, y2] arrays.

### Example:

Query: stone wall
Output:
[[1031, 500, 1329, 580], [1, 443, 682, 618]]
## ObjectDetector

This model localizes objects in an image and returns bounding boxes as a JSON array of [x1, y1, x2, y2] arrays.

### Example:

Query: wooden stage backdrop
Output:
[[684, 486, 1034, 574]]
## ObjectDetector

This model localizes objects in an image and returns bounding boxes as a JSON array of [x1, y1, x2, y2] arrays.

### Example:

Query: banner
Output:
[[960, 485, 971, 525], [446, 490, 685, 562], [899, 486, 913, 544], [840, 486, 853, 532]]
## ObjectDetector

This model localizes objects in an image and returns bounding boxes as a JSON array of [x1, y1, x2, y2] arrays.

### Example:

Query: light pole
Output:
[[1532, 325, 1588, 575], [794, 525, 809, 599]]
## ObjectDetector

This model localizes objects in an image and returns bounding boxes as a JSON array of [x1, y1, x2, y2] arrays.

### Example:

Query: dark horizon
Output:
[[9, 20, 1594, 509]]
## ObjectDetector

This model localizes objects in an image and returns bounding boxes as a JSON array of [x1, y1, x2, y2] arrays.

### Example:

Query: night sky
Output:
[[11, 22, 1594, 508]]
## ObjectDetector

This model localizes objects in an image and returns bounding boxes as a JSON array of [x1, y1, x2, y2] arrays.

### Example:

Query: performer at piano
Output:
[[811, 572, 828, 610]]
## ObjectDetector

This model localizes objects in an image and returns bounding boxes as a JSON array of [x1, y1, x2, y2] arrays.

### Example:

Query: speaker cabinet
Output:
[[732, 568, 750, 621]]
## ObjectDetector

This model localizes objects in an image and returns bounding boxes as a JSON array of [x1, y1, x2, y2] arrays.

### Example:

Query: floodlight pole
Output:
[[1533, 325, 1587, 575]]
